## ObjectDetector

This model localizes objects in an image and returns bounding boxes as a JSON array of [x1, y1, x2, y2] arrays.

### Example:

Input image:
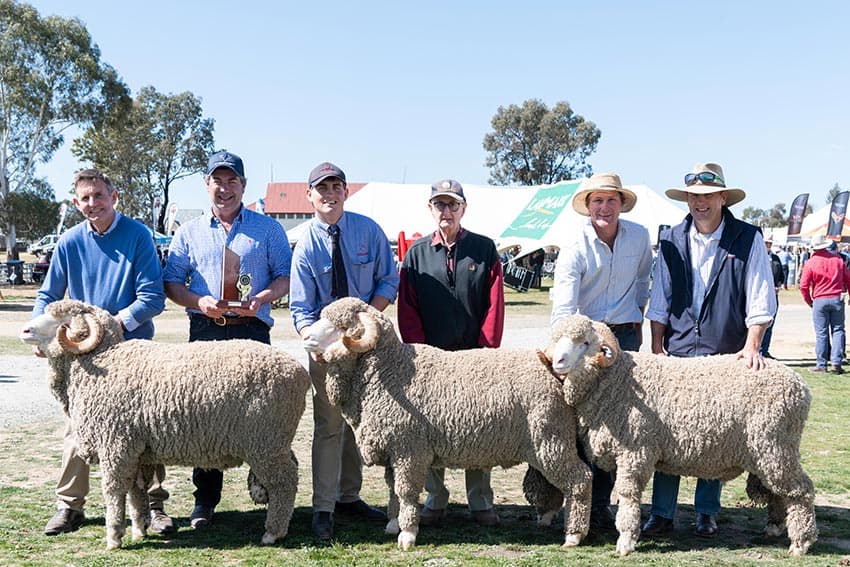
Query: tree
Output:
[[826, 182, 843, 205], [483, 99, 600, 185], [73, 86, 214, 232], [0, 0, 130, 259], [0, 177, 61, 242], [741, 203, 788, 228]]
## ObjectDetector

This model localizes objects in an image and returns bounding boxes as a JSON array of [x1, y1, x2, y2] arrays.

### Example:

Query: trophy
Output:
[[219, 246, 252, 308]]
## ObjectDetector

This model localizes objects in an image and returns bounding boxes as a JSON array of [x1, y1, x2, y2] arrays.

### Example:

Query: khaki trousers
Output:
[[423, 467, 494, 512], [56, 422, 169, 511], [309, 358, 364, 512]]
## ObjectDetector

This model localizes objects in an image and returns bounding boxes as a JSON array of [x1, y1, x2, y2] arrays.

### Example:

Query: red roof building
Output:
[[249, 182, 366, 229]]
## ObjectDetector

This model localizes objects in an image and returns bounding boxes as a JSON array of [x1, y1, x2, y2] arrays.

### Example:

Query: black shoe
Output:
[[189, 504, 215, 529], [312, 511, 334, 541], [334, 499, 387, 521], [589, 505, 616, 532], [695, 513, 717, 537], [44, 509, 85, 535], [641, 514, 674, 537]]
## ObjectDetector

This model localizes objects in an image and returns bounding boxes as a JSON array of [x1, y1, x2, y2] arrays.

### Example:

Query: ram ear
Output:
[[342, 312, 379, 353], [56, 313, 103, 354], [591, 322, 620, 368]]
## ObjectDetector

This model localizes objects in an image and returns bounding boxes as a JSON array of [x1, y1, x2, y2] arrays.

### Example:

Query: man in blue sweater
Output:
[[33, 169, 168, 536]]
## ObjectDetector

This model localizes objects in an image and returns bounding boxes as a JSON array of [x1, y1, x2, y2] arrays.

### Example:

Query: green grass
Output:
[[0, 289, 848, 565]]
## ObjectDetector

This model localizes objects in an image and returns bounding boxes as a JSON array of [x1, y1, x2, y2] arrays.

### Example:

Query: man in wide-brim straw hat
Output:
[[551, 172, 653, 532], [643, 162, 777, 539]]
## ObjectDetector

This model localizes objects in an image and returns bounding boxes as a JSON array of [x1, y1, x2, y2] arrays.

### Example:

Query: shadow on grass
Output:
[[102, 502, 849, 557]]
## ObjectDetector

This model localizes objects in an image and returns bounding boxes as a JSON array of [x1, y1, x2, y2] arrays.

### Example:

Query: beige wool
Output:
[[27, 300, 310, 550], [311, 297, 592, 551], [535, 314, 818, 556]]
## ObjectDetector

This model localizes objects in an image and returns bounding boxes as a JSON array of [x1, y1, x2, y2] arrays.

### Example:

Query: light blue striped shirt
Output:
[[551, 218, 653, 327], [163, 206, 291, 327], [290, 211, 399, 332]]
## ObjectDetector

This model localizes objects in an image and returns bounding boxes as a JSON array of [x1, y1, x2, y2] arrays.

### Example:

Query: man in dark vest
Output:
[[642, 162, 777, 539]]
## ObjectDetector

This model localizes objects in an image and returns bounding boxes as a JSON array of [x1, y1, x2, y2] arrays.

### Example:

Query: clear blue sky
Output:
[[28, 0, 850, 215]]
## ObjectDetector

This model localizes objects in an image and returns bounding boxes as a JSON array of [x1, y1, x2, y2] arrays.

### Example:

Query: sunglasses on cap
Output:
[[685, 172, 725, 187]]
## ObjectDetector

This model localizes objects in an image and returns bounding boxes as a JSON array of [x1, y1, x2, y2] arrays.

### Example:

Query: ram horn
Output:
[[591, 322, 620, 368], [342, 312, 379, 353], [56, 314, 104, 354]]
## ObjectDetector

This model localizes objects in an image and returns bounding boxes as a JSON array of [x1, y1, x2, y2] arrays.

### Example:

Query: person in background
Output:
[[760, 237, 785, 358], [164, 150, 292, 529], [550, 172, 652, 531], [799, 234, 850, 374], [290, 161, 398, 541], [775, 244, 791, 289], [529, 248, 546, 289], [398, 178, 505, 528], [34, 169, 169, 536], [644, 162, 776, 539]]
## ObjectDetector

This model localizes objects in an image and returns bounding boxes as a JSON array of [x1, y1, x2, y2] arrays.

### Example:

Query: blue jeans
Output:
[[188, 314, 271, 507], [812, 296, 845, 368], [649, 472, 721, 519], [760, 292, 779, 356]]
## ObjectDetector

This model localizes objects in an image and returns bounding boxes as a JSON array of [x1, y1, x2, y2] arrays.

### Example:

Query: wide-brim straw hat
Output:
[[811, 235, 834, 251], [571, 173, 637, 216], [666, 162, 746, 206]]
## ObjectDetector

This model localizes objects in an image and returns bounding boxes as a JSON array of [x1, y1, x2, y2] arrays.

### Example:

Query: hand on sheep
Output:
[[737, 347, 766, 371]]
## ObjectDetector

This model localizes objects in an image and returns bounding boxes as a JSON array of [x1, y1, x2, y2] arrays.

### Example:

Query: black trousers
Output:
[[188, 314, 271, 507]]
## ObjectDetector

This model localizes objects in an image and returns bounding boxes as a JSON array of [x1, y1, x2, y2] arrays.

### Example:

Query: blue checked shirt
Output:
[[163, 206, 292, 328], [290, 211, 399, 332]]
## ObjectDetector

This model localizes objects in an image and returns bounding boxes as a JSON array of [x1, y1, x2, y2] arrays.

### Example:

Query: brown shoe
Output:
[[44, 509, 85, 535], [149, 509, 176, 534], [830, 365, 845, 375], [419, 506, 446, 527], [472, 508, 501, 527]]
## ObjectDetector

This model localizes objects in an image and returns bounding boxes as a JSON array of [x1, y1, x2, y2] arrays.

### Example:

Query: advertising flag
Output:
[[785, 193, 809, 238], [827, 191, 849, 239]]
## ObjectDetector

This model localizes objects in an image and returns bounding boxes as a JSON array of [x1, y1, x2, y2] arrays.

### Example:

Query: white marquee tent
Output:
[[287, 180, 687, 259]]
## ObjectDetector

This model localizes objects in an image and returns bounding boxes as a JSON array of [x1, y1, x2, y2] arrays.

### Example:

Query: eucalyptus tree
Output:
[[483, 98, 600, 186], [0, 0, 129, 259]]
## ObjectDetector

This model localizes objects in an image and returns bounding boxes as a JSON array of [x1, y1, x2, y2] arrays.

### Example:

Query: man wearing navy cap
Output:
[[397, 179, 505, 527], [290, 161, 399, 541], [164, 150, 293, 529]]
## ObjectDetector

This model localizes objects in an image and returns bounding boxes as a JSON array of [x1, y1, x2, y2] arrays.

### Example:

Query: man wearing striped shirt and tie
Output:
[[289, 162, 399, 542]]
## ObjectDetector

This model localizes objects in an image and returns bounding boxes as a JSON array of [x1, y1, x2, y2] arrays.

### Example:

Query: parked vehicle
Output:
[[28, 234, 60, 255]]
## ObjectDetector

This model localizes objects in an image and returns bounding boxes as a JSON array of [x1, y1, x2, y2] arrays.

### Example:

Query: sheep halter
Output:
[[56, 314, 103, 354]]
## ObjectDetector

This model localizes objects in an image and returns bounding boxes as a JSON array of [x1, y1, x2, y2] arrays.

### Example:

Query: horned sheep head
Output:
[[20, 300, 114, 355]]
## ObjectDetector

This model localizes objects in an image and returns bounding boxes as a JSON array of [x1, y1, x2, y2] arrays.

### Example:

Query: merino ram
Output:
[[302, 297, 592, 550], [20, 300, 310, 550], [531, 314, 817, 556]]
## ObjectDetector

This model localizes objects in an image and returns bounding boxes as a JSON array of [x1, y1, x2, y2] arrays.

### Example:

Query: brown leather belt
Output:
[[605, 322, 635, 334], [192, 314, 257, 327]]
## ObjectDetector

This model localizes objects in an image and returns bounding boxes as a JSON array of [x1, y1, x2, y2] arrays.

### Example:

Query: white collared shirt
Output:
[[551, 218, 652, 327], [647, 219, 776, 327]]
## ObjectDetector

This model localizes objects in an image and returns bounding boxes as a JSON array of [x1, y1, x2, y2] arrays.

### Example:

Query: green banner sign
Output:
[[500, 181, 580, 239]]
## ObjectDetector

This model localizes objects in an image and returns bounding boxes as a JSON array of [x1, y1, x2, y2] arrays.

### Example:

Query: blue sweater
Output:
[[34, 214, 165, 340]]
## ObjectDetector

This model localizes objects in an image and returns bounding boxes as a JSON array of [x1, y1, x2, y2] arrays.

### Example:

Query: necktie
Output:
[[328, 224, 349, 298]]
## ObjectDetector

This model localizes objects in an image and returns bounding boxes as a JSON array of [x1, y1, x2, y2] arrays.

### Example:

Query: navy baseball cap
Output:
[[309, 162, 346, 187], [430, 179, 466, 203], [206, 150, 245, 177]]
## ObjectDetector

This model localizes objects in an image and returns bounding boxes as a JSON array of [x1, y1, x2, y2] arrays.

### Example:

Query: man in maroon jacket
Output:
[[397, 179, 504, 527]]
